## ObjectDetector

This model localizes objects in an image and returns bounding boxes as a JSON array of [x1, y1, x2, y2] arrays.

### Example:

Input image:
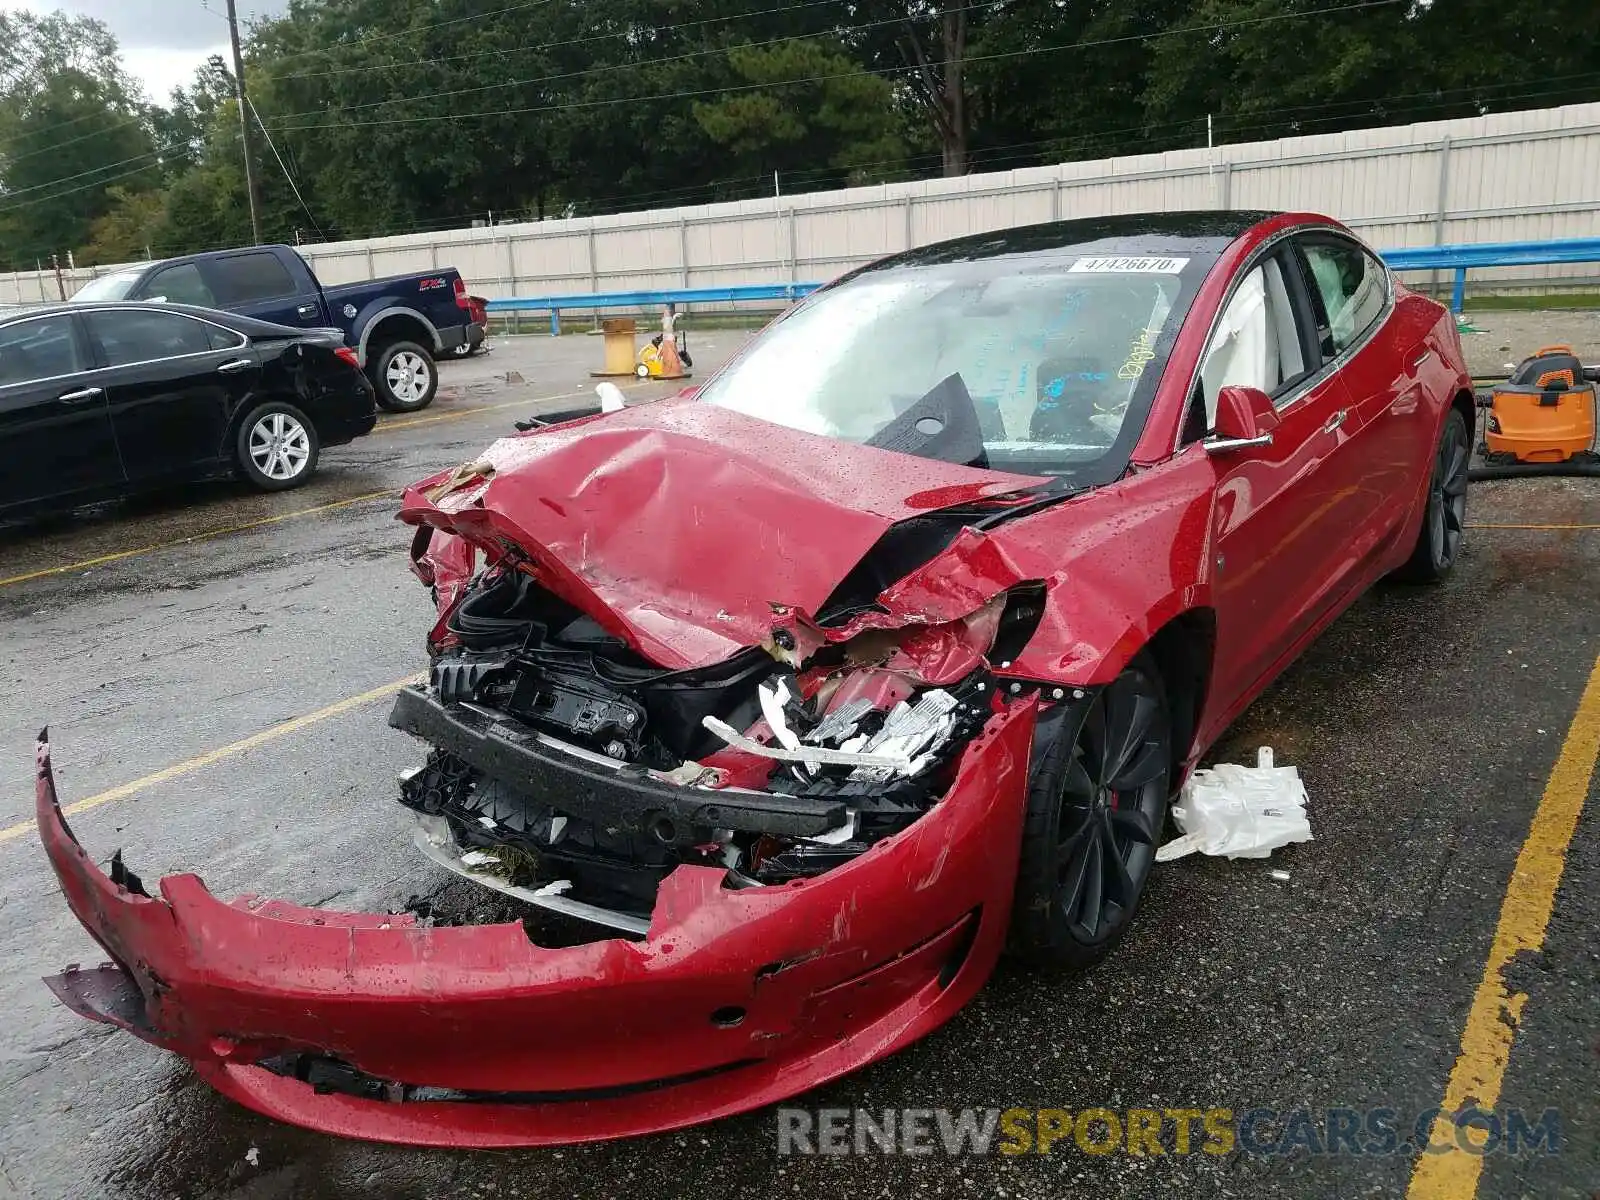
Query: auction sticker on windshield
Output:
[[1068, 256, 1190, 273]]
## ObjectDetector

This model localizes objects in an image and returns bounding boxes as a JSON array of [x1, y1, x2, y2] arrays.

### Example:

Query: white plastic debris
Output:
[[244, 1147, 260, 1167], [1270, 869, 1291, 882], [758, 678, 804, 754], [596, 381, 627, 412], [1156, 747, 1312, 861], [459, 850, 501, 868], [531, 879, 573, 898]]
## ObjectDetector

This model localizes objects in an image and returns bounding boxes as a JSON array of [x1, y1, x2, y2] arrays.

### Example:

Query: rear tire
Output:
[[369, 339, 438, 412], [1393, 408, 1469, 583], [235, 400, 320, 491], [1008, 654, 1171, 970]]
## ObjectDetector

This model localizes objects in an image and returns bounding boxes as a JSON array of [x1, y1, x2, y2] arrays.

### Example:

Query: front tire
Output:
[[370, 339, 438, 412], [236, 400, 320, 491], [1009, 655, 1171, 970], [1393, 408, 1469, 583]]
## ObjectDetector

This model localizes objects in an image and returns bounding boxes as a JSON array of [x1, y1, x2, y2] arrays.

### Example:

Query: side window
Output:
[[210, 252, 298, 304], [143, 262, 216, 307], [88, 310, 214, 366], [1302, 241, 1387, 356], [205, 323, 247, 351], [1194, 255, 1308, 429], [0, 316, 83, 386]]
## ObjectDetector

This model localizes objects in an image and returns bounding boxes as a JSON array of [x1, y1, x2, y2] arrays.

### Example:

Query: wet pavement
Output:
[[0, 335, 1595, 1200]]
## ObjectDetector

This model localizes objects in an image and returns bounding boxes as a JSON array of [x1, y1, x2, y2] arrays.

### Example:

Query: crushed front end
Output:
[[388, 559, 1028, 933], [35, 405, 1063, 1145], [37, 684, 1034, 1145]]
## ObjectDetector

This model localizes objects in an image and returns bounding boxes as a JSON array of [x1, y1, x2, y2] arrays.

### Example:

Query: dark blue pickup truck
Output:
[[71, 244, 480, 412]]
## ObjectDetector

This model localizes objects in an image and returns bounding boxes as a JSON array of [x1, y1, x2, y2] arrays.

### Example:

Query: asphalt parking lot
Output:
[[0, 330, 1595, 1200]]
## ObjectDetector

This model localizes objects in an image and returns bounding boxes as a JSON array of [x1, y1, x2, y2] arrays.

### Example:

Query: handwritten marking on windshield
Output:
[[1118, 327, 1162, 380]]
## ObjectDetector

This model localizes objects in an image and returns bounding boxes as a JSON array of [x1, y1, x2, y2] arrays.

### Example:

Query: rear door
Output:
[[134, 260, 219, 308], [1293, 234, 1421, 564], [1196, 246, 1353, 731], [201, 250, 324, 328], [0, 312, 124, 508], [83, 308, 262, 485]]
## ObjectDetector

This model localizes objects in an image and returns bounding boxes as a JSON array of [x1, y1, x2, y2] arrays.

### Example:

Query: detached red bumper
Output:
[[35, 703, 1034, 1148]]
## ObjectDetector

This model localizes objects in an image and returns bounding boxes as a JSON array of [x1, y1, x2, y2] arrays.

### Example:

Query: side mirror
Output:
[[1206, 385, 1279, 454]]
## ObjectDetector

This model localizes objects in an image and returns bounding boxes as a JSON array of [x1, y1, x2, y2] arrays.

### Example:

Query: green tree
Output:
[[81, 186, 167, 264], [0, 11, 157, 269], [694, 39, 907, 186], [150, 55, 236, 180]]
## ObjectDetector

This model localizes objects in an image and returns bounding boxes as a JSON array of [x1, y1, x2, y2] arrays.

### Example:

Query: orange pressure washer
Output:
[[1470, 344, 1600, 480]]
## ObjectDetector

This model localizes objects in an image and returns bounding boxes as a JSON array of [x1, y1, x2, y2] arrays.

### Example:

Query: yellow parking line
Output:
[[0, 490, 395, 589], [1407, 651, 1600, 1199], [0, 674, 420, 846]]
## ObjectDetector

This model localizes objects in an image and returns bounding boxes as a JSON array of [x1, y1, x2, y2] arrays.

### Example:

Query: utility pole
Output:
[[225, 0, 263, 245]]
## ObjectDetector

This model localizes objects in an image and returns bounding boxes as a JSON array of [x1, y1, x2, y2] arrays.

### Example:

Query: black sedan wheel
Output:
[[236, 400, 320, 491], [1010, 655, 1171, 969], [1394, 408, 1469, 583]]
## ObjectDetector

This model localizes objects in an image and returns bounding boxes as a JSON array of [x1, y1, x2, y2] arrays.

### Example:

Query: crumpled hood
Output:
[[399, 400, 1043, 668]]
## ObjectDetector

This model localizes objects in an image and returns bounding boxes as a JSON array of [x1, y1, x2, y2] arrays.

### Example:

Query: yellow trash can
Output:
[[593, 317, 638, 377]]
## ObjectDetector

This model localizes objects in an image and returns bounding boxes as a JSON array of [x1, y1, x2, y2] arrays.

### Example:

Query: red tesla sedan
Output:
[[37, 210, 1472, 1146]]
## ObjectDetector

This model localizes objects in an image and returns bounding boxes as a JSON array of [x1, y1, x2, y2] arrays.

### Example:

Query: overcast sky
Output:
[[3, 0, 287, 102]]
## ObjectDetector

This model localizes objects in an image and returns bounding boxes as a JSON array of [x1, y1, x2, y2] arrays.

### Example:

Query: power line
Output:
[[0, 143, 183, 201], [0, 158, 177, 214], [265, 0, 564, 67], [247, 95, 322, 239], [0, 0, 561, 155], [263, 1, 1004, 123], [266, 0, 1412, 132], [2, 106, 163, 168], [271, 0, 864, 83], [8, 58, 1595, 219]]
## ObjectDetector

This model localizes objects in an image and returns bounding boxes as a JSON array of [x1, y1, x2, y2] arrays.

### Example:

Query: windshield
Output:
[[701, 253, 1211, 479], [71, 270, 142, 302]]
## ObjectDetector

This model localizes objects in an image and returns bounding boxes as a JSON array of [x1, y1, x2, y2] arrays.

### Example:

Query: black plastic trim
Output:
[[388, 686, 846, 837]]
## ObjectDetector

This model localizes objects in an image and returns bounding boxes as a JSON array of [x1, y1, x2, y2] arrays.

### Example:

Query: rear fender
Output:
[[356, 305, 441, 361]]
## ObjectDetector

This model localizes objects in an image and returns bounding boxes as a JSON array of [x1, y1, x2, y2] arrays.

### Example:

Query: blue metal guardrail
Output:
[[485, 283, 820, 335], [487, 237, 1600, 332], [1382, 237, 1600, 313]]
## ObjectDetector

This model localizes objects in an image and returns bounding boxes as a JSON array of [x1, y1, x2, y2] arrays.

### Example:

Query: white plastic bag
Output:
[[1156, 747, 1312, 861]]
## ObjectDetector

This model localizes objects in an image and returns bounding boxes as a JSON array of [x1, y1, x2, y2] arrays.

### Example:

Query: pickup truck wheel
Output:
[[370, 340, 438, 412], [236, 400, 320, 491]]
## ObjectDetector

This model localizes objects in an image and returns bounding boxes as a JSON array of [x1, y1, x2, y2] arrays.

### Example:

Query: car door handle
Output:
[[1323, 409, 1348, 433], [1203, 432, 1273, 455], [297, 304, 319, 318], [58, 386, 104, 404], [217, 358, 254, 374], [1411, 349, 1433, 369]]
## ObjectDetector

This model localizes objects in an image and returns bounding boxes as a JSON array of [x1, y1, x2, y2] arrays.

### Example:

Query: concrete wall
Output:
[[7, 101, 1598, 307]]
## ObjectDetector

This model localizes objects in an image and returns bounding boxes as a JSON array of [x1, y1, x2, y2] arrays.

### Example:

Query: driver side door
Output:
[[1198, 247, 1356, 741]]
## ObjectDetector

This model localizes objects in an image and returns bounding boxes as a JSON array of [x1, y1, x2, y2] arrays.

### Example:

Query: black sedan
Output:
[[0, 302, 377, 515]]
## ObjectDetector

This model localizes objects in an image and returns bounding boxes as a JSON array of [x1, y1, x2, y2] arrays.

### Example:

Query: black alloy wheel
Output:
[[1395, 408, 1469, 583], [1010, 655, 1171, 969]]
